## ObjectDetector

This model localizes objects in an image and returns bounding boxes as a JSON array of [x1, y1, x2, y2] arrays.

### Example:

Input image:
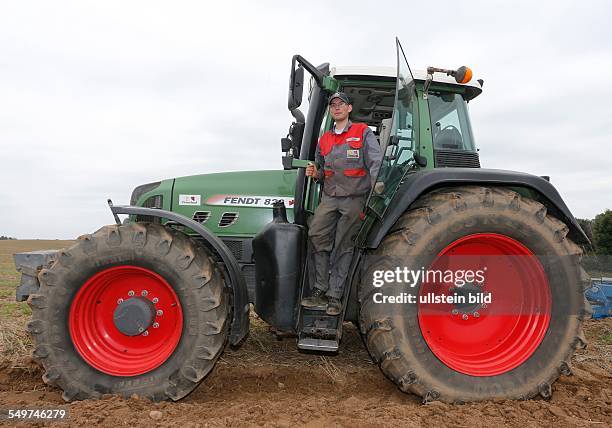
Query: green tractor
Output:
[[14, 39, 590, 403]]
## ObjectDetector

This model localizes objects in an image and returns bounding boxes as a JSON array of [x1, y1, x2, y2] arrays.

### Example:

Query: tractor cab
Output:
[[283, 39, 483, 229], [327, 65, 480, 158]]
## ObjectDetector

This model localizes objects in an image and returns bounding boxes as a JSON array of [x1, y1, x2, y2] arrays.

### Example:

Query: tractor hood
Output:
[[133, 170, 298, 238]]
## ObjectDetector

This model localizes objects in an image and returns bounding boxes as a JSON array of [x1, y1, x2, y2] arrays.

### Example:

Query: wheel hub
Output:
[[113, 297, 156, 336], [449, 283, 483, 314]]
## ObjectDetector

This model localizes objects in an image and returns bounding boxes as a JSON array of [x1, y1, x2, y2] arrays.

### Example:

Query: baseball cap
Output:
[[328, 92, 351, 105]]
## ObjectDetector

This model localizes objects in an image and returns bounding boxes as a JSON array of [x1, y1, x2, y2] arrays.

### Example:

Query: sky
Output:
[[0, 0, 611, 239]]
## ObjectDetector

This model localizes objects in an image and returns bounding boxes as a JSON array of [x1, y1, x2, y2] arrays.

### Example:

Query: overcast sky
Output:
[[0, 1, 610, 239]]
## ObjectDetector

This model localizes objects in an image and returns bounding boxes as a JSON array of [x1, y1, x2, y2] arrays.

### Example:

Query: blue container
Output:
[[585, 278, 612, 319]]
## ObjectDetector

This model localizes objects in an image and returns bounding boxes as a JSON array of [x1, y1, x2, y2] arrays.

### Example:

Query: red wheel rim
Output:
[[69, 266, 183, 376], [418, 233, 551, 376]]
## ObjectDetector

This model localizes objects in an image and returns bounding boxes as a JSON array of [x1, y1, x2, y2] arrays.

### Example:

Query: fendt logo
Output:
[[178, 194, 202, 206], [206, 195, 295, 208]]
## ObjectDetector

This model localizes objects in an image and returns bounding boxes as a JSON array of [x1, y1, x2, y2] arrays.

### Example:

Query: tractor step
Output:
[[297, 307, 341, 352], [297, 336, 339, 352], [296, 257, 355, 353], [304, 303, 327, 312]]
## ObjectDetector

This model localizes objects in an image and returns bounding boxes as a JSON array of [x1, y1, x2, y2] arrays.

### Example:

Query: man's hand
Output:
[[305, 162, 318, 178]]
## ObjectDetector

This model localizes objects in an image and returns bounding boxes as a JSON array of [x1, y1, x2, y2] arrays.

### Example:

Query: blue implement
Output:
[[585, 278, 612, 319]]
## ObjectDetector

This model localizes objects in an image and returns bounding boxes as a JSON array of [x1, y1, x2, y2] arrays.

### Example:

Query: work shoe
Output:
[[326, 297, 342, 316], [301, 288, 328, 307]]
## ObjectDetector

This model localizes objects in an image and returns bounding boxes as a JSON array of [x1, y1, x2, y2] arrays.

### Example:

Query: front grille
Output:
[[222, 239, 243, 260], [219, 212, 239, 228], [192, 211, 211, 224], [435, 150, 480, 168]]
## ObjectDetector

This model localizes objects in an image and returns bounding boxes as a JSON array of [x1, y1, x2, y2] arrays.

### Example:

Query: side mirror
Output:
[[288, 65, 304, 110]]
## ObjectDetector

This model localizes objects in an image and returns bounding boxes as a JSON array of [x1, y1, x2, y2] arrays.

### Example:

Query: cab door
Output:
[[366, 38, 420, 220]]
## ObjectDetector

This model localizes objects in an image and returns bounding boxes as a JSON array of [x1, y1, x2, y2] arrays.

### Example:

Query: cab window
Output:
[[428, 92, 475, 151]]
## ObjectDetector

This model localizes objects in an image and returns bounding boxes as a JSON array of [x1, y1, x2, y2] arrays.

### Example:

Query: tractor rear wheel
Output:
[[27, 222, 229, 401], [359, 186, 590, 403]]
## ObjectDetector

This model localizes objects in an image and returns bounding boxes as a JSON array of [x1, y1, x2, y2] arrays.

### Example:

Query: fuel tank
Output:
[[252, 202, 305, 331]]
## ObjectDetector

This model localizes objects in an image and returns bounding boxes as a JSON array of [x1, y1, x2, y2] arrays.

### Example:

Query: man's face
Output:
[[329, 98, 352, 122]]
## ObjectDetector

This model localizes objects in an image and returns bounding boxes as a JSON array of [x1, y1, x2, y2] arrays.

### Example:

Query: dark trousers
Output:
[[308, 193, 366, 299]]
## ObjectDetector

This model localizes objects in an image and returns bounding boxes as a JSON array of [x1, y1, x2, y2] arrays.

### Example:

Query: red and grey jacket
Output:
[[314, 121, 382, 197]]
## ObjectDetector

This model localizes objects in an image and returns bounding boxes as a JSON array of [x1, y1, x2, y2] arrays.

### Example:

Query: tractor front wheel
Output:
[[27, 222, 229, 401], [359, 186, 589, 403]]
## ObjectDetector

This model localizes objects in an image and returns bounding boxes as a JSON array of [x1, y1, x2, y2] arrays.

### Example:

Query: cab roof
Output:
[[331, 66, 483, 100]]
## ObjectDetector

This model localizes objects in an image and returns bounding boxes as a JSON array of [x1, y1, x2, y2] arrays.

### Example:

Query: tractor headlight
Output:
[[142, 195, 163, 209], [130, 181, 161, 206]]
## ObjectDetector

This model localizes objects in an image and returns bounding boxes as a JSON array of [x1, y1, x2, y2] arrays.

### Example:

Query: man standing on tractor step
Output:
[[302, 92, 382, 316]]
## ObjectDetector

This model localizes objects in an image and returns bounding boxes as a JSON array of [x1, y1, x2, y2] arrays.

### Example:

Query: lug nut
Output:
[[473, 312, 480, 318], [451, 309, 459, 315], [462, 314, 468, 320], [128, 290, 135, 297], [156, 309, 163, 316], [142, 330, 149, 336], [141, 290, 148, 296], [117, 298, 124, 304], [481, 303, 487, 309], [138, 327, 144, 333], [152, 297, 159, 304], [153, 322, 159, 329]]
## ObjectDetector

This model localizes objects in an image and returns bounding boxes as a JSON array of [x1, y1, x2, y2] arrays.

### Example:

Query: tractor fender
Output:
[[110, 204, 249, 346], [365, 168, 590, 249]]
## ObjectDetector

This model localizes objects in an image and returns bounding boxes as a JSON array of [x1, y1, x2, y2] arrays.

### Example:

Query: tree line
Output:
[[577, 209, 612, 277], [577, 209, 612, 256]]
